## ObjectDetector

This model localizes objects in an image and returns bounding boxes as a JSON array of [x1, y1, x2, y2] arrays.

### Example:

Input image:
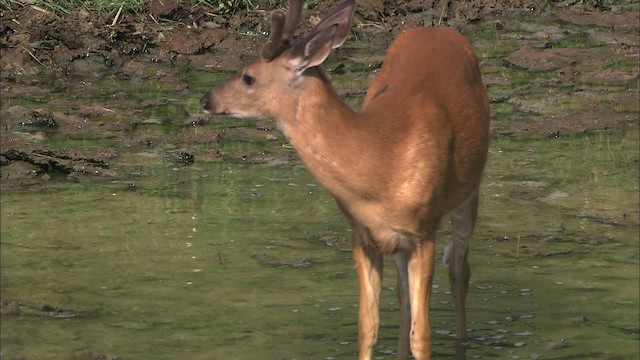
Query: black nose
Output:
[[200, 93, 210, 111]]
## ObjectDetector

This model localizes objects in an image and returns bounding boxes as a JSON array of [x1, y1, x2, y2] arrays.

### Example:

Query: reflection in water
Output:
[[1, 123, 638, 359]]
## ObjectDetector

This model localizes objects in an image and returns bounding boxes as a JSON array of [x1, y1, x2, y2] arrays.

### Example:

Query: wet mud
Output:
[[0, 0, 638, 190]]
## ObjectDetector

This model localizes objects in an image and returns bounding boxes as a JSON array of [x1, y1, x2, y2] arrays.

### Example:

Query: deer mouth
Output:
[[199, 92, 214, 113], [200, 92, 240, 117]]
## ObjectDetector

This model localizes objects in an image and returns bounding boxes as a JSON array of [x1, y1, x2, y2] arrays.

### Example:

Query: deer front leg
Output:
[[407, 239, 436, 360], [352, 229, 383, 360]]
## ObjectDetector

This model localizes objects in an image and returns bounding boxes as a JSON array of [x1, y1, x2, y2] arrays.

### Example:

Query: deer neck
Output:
[[276, 68, 359, 195]]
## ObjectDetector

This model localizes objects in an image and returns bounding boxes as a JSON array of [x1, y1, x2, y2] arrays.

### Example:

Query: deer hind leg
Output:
[[394, 251, 411, 359], [406, 237, 436, 360], [444, 188, 479, 343], [352, 227, 383, 360]]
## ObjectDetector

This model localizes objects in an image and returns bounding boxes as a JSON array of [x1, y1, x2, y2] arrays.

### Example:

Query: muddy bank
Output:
[[0, 0, 621, 77], [0, 0, 638, 190]]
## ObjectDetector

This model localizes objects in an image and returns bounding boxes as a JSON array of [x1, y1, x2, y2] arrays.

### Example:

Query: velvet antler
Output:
[[261, 0, 304, 60]]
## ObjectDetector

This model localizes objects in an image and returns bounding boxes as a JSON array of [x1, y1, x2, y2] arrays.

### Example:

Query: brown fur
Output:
[[201, 1, 489, 358]]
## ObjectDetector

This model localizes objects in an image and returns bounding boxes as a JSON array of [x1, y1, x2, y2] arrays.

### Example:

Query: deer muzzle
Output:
[[200, 91, 214, 113]]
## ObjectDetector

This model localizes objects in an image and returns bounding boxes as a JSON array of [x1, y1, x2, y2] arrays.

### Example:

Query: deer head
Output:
[[200, 0, 356, 121]]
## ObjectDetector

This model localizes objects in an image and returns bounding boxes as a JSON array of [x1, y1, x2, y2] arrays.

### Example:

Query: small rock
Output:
[[514, 331, 534, 336], [26, 108, 58, 128], [582, 234, 611, 245], [1, 160, 42, 180], [547, 189, 569, 199], [546, 339, 569, 350], [572, 315, 588, 324], [0, 301, 21, 316]]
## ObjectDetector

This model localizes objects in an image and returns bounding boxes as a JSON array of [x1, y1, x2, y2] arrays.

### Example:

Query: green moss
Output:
[[550, 32, 602, 49], [492, 102, 515, 122], [602, 58, 639, 73], [612, 100, 640, 114], [612, 1, 640, 13]]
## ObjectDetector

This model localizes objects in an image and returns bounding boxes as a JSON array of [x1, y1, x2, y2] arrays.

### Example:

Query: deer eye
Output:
[[242, 73, 255, 86]]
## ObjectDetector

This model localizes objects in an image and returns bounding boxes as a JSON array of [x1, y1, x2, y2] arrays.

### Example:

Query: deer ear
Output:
[[287, 25, 338, 72], [310, 0, 356, 49], [286, 0, 355, 73]]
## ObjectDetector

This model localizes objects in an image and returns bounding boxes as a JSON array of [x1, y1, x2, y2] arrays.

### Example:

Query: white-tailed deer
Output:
[[201, 0, 489, 358]]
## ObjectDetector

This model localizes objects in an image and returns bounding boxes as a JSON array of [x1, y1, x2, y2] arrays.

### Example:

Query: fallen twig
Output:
[[18, 45, 45, 67]]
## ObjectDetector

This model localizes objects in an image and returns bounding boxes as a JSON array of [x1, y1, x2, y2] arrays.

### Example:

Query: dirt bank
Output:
[[0, 0, 619, 78]]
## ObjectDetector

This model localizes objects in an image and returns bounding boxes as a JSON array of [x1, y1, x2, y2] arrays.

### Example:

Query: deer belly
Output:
[[348, 201, 422, 254]]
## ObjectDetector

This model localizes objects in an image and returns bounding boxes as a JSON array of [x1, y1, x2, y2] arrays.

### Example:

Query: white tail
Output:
[[201, 1, 489, 358]]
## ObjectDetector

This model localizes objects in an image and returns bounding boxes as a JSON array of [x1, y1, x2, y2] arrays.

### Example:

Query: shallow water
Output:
[[2, 15, 639, 359], [2, 119, 638, 359]]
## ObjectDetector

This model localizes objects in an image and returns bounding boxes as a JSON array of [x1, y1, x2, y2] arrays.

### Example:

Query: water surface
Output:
[[1, 14, 639, 358], [2, 119, 638, 359]]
